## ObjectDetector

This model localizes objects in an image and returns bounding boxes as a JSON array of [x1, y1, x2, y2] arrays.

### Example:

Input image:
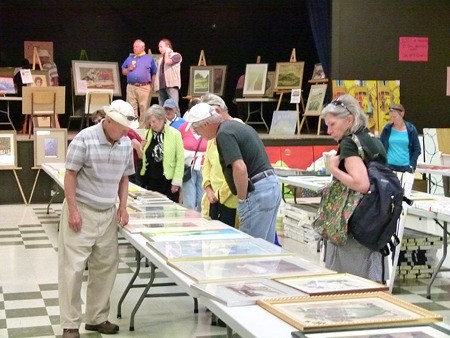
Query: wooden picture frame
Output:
[[264, 71, 276, 97], [192, 279, 306, 307], [274, 61, 304, 91], [291, 324, 450, 338], [311, 63, 326, 80], [169, 256, 333, 283], [212, 65, 227, 96], [71, 60, 121, 96], [33, 128, 67, 167], [0, 131, 18, 169], [243, 63, 268, 96], [30, 70, 50, 87], [257, 292, 442, 332], [189, 66, 214, 96], [304, 84, 328, 116], [270, 111, 298, 135], [274, 273, 388, 296]]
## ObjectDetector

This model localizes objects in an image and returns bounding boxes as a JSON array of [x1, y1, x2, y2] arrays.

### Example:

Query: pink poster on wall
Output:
[[399, 37, 428, 62]]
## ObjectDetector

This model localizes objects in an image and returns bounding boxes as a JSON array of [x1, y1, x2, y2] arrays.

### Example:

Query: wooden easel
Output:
[[275, 48, 305, 134], [32, 47, 43, 70], [302, 67, 329, 135], [68, 49, 89, 131], [184, 50, 208, 99]]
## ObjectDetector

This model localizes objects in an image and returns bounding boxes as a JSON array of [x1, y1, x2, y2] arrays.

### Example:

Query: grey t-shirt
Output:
[[216, 120, 272, 195]]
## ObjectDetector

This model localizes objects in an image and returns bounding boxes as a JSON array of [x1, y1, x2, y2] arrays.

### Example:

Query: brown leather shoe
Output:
[[62, 329, 80, 338], [85, 321, 119, 334]]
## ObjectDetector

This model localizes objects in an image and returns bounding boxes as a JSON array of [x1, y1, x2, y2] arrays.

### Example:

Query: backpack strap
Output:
[[351, 134, 366, 160]]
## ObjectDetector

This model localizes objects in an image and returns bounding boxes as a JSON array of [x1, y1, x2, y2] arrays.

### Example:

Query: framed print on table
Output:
[[257, 292, 442, 333], [71, 60, 121, 96], [274, 273, 388, 296], [33, 128, 67, 167], [189, 66, 214, 96], [274, 61, 305, 91], [212, 65, 227, 96], [30, 70, 50, 87], [0, 131, 18, 169], [243, 63, 268, 96]]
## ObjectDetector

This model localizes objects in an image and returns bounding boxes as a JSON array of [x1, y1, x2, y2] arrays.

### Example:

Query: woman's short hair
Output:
[[321, 94, 368, 134], [143, 104, 166, 125]]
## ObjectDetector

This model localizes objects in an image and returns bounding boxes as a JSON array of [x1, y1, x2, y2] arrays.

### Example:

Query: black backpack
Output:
[[348, 134, 404, 256]]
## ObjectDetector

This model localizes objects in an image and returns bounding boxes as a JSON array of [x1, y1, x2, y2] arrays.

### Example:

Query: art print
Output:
[[144, 227, 249, 243], [33, 128, 67, 167], [0, 77, 15, 94], [72, 60, 121, 96], [243, 63, 268, 96], [311, 63, 326, 80], [270, 111, 298, 135], [212, 65, 227, 96], [0, 131, 17, 168], [189, 66, 214, 96], [274, 62, 304, 91], [305, 84, 328, 116]]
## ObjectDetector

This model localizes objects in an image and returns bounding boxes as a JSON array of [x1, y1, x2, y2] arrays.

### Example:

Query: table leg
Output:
[[28, 169, 41, 204], [259, 102, 269, 132], [427, 220, 448, 299], [13, 169, 28, 205], [226, 326, 233, 338]]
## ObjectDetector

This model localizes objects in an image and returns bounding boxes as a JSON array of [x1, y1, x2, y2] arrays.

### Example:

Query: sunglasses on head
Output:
[[118, 111, 137, 121], [331, 99, 352, 115]]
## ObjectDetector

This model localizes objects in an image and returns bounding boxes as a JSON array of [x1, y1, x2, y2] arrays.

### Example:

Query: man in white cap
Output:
[[185, 103, 281, 244], [38, 48, 59, 86], [58, 99, 138, 338]]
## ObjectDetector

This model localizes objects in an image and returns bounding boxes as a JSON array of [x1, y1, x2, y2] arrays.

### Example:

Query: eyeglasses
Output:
[[118, 111, 137, 121], [331, 99, 352, 115]]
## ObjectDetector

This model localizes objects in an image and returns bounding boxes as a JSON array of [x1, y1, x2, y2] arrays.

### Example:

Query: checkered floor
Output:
[[0, 204, 449, 337]]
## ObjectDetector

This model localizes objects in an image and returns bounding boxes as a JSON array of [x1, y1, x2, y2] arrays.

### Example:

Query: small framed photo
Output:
[[257, 292, 442, 332], [0, 131, 18, 169], [30, 70, 50, 87], [311, 63, 326, 80], [71, 60, 122, 96], [212, 65, 227, 96], [274, 61, 304, 91], [33, 128, 67, 167], [189, 66, 214, 96], [243, 63, 268, 96]]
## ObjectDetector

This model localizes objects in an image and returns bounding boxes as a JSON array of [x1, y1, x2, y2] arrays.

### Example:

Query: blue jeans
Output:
[[158, 87, 179, 107], [182, 169, 203, 212], [237, 174, 281, 243]]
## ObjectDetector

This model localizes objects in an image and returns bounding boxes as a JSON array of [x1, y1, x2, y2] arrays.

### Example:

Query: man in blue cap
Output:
[[163, 98, 185, 129]]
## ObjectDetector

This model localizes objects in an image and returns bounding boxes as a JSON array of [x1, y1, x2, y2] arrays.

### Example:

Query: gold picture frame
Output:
[[274, 61, 304, 91], [257, 292, 442, 332], [33, 128, 67, 167]]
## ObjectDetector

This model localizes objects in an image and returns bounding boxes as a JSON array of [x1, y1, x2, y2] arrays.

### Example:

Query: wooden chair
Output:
[[29, 91, 57, 138], [82, 89, 113, 128]]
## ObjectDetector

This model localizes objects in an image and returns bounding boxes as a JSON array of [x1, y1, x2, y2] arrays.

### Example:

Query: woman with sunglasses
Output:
[[321, 94, 388, 282]]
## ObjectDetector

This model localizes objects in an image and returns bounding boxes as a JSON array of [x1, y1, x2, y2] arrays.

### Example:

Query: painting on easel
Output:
[[0, 131, 17, 169], [274, 62, 304, 91]]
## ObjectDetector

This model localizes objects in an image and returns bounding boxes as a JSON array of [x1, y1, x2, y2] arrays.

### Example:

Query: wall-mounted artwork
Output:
[[274, 62, 304, 91], [189, 66, 214, 96], [243, 63, 268, 96], [72, 60, 121, 96], [34, 128, 67, 167], [0, 131, 17, 169]]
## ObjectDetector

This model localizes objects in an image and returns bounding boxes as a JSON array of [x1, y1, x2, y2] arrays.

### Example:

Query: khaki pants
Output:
[[126, 83, 151, 123], [58, 200, 119, 329]]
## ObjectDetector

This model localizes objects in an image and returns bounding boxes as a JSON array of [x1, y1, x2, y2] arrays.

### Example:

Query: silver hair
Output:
[[321, 94, 368, 134], [134, 39, 145, 49], [200, 93, 228, 112], [191, 111, 222, 129], [143, 104, 165, 125]]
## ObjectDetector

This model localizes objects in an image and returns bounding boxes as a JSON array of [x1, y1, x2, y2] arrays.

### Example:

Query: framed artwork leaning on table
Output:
[[0, 130, 18, 169], [33, 128, 67, 167]]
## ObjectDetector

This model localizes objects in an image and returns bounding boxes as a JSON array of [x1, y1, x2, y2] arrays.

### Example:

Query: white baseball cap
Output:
[[103, 100, 139, 129], [184, 102, 215, 132]]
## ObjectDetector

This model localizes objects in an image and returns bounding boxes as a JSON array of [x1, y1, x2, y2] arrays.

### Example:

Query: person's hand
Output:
[[117, 206, 129, 227], [129, 61, 136, 71], [328, 155, 340, 174], [171, 184, 180, 194], [205, 186, 218, 204], [68, 209, 82, 232]]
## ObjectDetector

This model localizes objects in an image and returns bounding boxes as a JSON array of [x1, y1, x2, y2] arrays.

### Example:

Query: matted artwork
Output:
[[33, 128, 67, 167], [143, 227, 249, 243], [0, 77, 15, 94], [264, 71, 276, 97], [0, 131, 17, 169], [269, 111, 298, 135], [257, 292, 442, 332], [304, 84, 328, 116], [212, 65, 227, 96], [30, 70, 50, 87], [274, 273, 388, 296], [192, 279, 306, 307], [311, 63, 326, 80], [24, 41, 54, 65], [72, 60, 121, 96], [291, 324, 450, 338], [243, 63, 268, 96], [274, 61, 304, 91], [148, 237, 290, 262], [189, 66, 214, 96], [125, 218, 215, 234], [169, 256, 334, 283]]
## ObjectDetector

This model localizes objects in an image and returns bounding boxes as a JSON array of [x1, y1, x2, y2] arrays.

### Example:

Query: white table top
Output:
[[277, 175, 331, 192], [0, 96, 22, 101], [235, 97, 278, 103]]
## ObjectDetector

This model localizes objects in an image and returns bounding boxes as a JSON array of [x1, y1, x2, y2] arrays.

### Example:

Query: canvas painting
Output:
[[192, 279, 306, 307], [257, 292, 442, 332], [34, 128, 67, 167], [189, 66, 214, 96], [264, 71, 276, 97], [0, 131, 17, 168], [243, 63, 268, 96], [305, 84, 328, 116], [269, 111, 298, 135], [274, 62, 304, 91], [0, 77, 15, 94], [212, 65, 227, 96], [311, 63, 326, 80], [72, 60, 121, 96]]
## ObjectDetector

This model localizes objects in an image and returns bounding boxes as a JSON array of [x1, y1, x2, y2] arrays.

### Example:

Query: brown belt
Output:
[[129, 82, 150, 86]]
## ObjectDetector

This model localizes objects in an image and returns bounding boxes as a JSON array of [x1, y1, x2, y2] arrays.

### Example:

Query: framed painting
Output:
[[311, 63, 326, 80], [71, 60, 121, 96], [243, 63, 268, 96], [30, 70, 50, 87], [189, 66, 214, 96], [264, 71, 276, 97], [212, 65, 227, 96], [274, 61, 305, 91], [169, 256, 333, 283], [270, 111, 298, 135], [0, 131, 18, 169], [257, 292, 442, 332], [274, 273, 388, 296], [304, 84, 328, 116], [24, 41, 54, 65], [33, 128, 67, 167], [192, 279, 306, 307], [291, 324, 450, 338], [143, 227, 249, 243], [0, 77, 16, 94]]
